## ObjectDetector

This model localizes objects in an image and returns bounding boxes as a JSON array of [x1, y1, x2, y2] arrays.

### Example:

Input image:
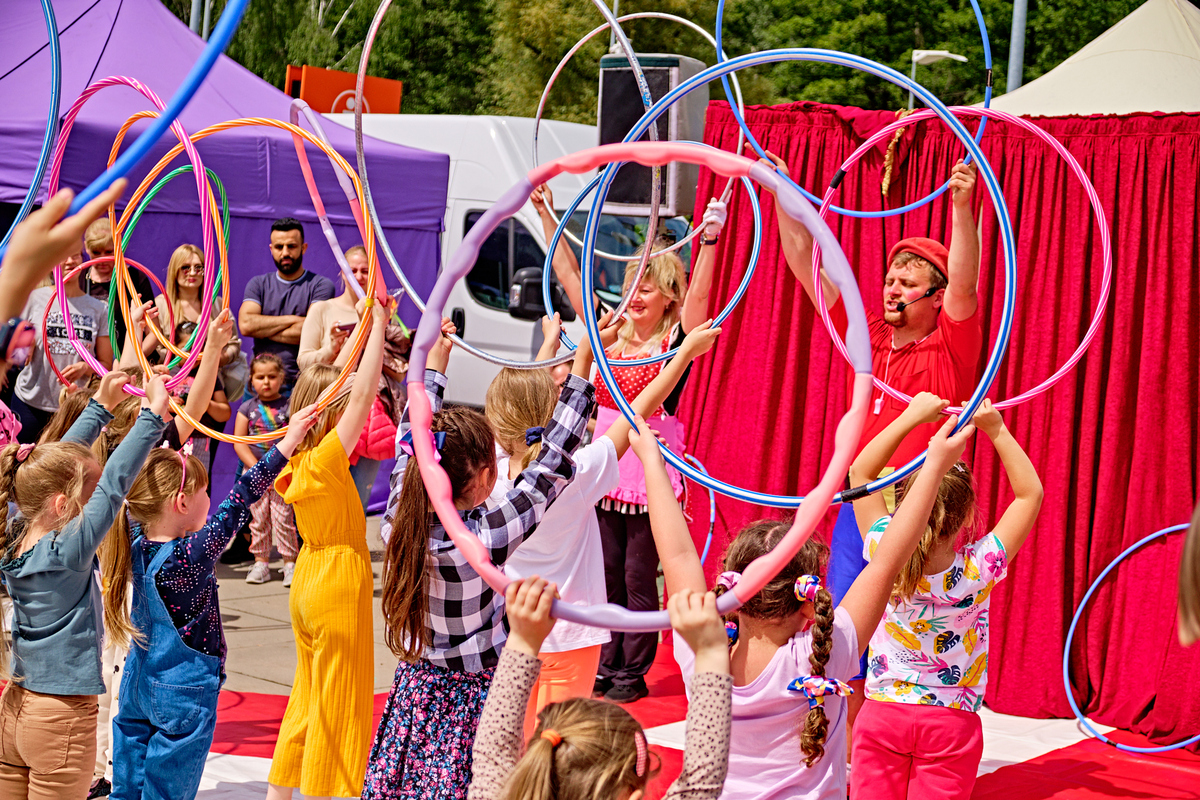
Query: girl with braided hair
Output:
[[847, 395, 1042, 800], [629, 396, 976, 799]]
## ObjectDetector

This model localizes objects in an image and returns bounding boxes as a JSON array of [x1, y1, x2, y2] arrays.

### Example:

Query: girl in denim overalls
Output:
[[106, 405, 318, 799]]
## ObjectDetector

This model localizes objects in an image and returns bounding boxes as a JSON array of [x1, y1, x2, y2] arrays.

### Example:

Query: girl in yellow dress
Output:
[[265, 297, 392, 800]]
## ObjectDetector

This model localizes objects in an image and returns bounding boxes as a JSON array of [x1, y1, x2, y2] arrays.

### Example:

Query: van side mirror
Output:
[[508, 267, 577, 322]]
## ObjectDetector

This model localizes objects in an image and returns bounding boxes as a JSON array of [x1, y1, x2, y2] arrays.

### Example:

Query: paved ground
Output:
[[216, 515, 396, 695]]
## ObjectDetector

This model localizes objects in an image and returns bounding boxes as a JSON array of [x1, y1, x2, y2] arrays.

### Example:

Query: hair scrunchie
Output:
[[399, 429, 446, 462], [715, 571, 741, 591], [788, 676, 854, 709], [540, 728, 563, 747], [524, 426, 545, 446], [794, 574, 822, 603]]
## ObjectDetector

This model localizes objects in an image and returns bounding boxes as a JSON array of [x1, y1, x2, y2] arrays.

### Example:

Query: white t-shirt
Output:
[[488, 437, 617, 653], [16, 288, 108, 411], [863, 515, 1008, 711], [675, 606, 859, 800]]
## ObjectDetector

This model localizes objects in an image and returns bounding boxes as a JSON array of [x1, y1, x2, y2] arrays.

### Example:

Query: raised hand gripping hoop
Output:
[[406, 142, 872, 632]]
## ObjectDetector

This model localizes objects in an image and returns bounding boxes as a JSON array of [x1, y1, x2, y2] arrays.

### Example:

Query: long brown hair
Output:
[[0, 440, 99, 676], [714, 519, 836, 768], [503, 698, 658, 800], [484, 368, 557, 472], [103, 448, 208, 649], [892, 461, 977, 602], [38, 384, 99, 444], [381, 406, 495, 661], [1179, 503, 1200, 646], [289, 364, 352, 453]]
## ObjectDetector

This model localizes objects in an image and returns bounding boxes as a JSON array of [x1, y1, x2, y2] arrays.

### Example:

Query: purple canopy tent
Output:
[[0, 0, 449, 510]]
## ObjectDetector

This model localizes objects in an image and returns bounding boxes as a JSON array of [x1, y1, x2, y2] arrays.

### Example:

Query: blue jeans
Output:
[[111, 539, 221, 800]]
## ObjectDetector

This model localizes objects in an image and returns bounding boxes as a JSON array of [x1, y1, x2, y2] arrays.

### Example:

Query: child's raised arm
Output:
[[535, 313, 562, 362], [629, 415, 707, 596], [602, 321, 720, 459], [839, 416, 975, 655], [972, 399, 1043, 557], [175, 309, 235, 442], [849, 392, 950, 539], [335, 297, 392, 457]]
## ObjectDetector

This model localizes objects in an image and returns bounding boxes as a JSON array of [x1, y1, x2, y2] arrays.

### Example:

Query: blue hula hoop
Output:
[[541, 146, 763, 362], [683, 452, 718, 566], [713, 0, 994, 218], [578, 48, 1017, 507], [0, 0, 61, 251], [0, 0, 249, 261], [1062, 522, 1200, 753]]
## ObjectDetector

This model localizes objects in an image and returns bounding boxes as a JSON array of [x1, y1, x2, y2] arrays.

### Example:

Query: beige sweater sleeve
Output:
[[664, 672, 735, 800], [467, 648, 541, 800]]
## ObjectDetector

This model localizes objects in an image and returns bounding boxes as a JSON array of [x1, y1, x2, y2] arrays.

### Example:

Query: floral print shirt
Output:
[[863, 515, 1008, 712]]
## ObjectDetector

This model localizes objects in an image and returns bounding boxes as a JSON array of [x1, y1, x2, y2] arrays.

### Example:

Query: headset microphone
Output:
[[895, 287, 938, 312]]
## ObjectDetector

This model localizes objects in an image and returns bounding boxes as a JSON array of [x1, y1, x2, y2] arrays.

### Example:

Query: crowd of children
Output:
[[0, 178, 1195, 800]]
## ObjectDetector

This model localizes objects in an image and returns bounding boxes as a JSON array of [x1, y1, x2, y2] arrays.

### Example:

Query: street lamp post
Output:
[[908, 49, 969, 110]]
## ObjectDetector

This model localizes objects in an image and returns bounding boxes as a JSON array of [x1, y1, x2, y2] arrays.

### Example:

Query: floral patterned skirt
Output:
[[361, 658, 495, 800]]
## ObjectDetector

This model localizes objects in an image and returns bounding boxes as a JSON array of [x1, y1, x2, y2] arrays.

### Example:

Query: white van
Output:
[[324, 114, 691, 406]]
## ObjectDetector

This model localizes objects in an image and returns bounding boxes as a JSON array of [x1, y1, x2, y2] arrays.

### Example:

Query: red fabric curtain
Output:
[[677, 100, 1200, 744]]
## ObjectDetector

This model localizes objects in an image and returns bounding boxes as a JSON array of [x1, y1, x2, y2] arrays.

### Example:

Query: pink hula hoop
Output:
[[810, 106, 1112, 414]]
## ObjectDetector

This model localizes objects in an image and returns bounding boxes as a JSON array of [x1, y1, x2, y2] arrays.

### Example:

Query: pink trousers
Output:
[[850, 698, 983, 800]]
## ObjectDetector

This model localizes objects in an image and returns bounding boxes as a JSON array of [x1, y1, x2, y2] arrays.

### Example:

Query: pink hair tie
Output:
[[15, 443, 35, 463], [633, 729, 648, 777], [715, 571, 741, 591]]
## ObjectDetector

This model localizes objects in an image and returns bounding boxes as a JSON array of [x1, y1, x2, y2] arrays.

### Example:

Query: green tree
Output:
[[167, 0, 494, 114]]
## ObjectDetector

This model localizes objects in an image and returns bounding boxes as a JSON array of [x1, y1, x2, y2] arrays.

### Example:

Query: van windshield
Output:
[[562, 211, 692, 300]]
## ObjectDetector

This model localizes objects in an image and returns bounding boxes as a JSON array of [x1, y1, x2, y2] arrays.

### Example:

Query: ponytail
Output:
[[381, 406, 496, 661], [502, 698, 654, 800], [484, 368, 556, 473], [893, 462, 977, 602], [800, 586, 835, 767]]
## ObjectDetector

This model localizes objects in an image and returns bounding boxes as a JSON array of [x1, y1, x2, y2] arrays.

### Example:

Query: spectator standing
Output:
[[238, 218, 335, 387]]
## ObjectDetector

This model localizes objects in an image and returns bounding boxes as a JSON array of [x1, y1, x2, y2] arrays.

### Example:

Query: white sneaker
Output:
[[282, 562, 295, 588], [245, 562, 272, 584]]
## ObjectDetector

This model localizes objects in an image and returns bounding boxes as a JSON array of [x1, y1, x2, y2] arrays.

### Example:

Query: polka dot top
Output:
[[136, 447, 288, 667], [593, 326, 691, 417]]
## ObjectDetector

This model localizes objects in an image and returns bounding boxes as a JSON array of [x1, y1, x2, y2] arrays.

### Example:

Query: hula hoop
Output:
[[105, 116, 382, 442], [41, 259, 171, 388], [51, 0, 245, 222], [541, 155, 763, 360], [531, 11, 748, 261], [713, 0, 995, 218], [683, 452, 717, 566], [116, 163, 230, 367], [406, 141, 872, 632], [1062, 523, 1200, 753], [577, 49, 1017, 507], [0, 0, 61, 251], [350, 0, 573, 369], [47, 79, 218, 390], [812, 106, 1112, 416]]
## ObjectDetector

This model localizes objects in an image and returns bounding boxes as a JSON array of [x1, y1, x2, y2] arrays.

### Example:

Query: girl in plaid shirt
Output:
[[363, 320, 596, 800]]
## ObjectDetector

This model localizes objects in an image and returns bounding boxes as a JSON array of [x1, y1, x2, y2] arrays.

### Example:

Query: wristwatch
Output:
[[0, 318, 35, 365], [701, 234, 720, 246]]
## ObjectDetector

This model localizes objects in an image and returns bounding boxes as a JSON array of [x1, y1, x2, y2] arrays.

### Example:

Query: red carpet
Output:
[[210, 651, 1200, 799], [972, 729, 1200, 799]]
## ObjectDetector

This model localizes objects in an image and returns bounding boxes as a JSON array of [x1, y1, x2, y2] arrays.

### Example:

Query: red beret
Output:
[[888, 237, 949, 280]]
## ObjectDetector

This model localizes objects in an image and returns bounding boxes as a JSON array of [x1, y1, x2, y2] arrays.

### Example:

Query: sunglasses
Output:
[[179, 264, 205, 274]]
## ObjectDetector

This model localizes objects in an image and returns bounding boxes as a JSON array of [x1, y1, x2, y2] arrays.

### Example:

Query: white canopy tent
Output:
[[989, 0, 1200, 116]]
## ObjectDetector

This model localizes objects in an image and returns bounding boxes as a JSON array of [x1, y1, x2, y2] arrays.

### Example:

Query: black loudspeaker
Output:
[[597, 54, 708, 216]]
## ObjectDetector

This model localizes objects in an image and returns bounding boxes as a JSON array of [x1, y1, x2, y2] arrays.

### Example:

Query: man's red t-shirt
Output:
[[829, 298, 984, 467]]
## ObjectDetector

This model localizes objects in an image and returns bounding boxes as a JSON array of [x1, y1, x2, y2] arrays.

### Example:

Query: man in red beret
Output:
[[764, 155, 983, 741]]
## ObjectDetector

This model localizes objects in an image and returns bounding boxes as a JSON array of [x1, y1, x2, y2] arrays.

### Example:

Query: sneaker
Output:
[[245, 562, 272, 584], [592, 675, 613, 698], [605, 682, 649, 704], [282, 562, 295, 588], [88, 778, 112, 799]]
